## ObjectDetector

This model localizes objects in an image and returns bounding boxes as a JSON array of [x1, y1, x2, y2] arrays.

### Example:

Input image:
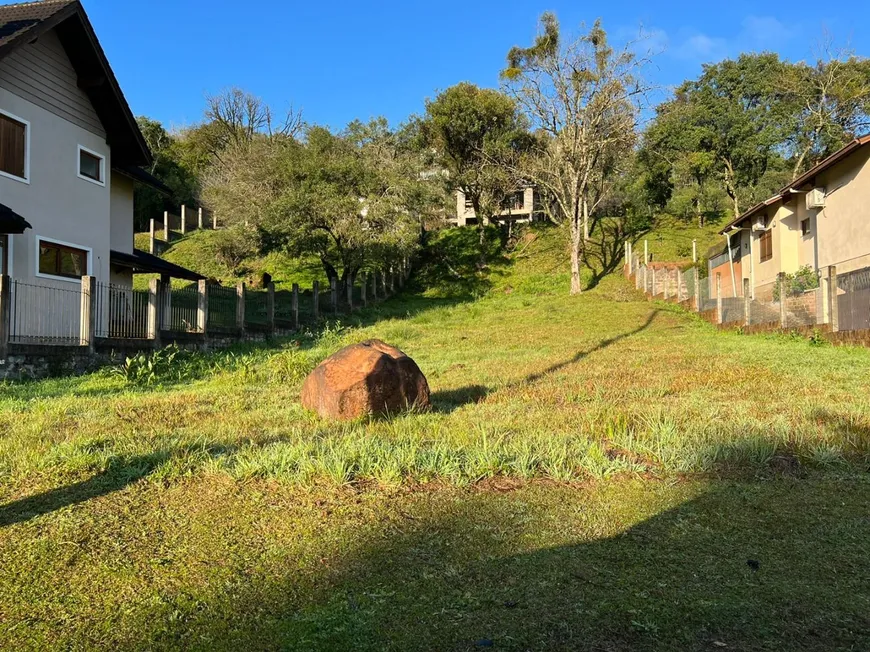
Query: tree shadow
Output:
[[0, 452, 169, 528], [139, 470, 870, 650], [430, 385, 490, 413]]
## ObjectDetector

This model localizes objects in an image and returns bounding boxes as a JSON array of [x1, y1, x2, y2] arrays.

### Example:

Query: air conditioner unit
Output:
[[752, 215, 767, 232], [806, 187, 826, 210]]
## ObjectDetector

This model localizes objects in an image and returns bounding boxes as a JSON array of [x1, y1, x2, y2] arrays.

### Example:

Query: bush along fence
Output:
[[0, 260, 412, 380], [623, 242, 870, 347], [149, 204, 216, 255]]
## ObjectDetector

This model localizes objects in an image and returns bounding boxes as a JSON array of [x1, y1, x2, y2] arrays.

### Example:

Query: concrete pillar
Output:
[[651, 268, 657, 297], [0, 275, 10, 361], [664, 270, 670, 300], [266, 282, 275, 331], [147, 278, 161, 345], [829, 266, 839, 332], [197, 279, 208, 335], [149, 218, 156, 254], [330, 278, 337, 312], [644, 239, 649, 265], [163, 211, 170, 242], [181, 205, 188, 235], [313, 281, 320, 320], [80, 275, 97, 351], [159, 274, 172, 331], [778, 272, 787, 328], [198, 207, 204, 230], [716, 273, 723, 325], [292, 283, 299, 330], [389, 265, 395, 294], [692, 239, 697, 263], [236, 282, 246, 332], [743, 278, 751, 326]]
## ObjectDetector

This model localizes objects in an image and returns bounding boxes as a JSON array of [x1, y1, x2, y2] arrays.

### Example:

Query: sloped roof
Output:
[[722, 135, 870, 234], [110, 249, 204, 281], [0, 0, 151, 166]]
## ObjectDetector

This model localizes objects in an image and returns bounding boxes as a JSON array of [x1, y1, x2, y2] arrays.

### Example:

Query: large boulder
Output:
[[301, 339, 430, 420]]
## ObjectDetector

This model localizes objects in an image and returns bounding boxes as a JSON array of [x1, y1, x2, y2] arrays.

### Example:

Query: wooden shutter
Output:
[[0, 114, 26, 179]]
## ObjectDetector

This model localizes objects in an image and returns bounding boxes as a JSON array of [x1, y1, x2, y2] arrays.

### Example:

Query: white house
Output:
[[0, 0, 200, 342]]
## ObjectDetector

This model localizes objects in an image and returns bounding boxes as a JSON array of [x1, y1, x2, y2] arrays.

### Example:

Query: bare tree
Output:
[[502, 14, 650, 294]]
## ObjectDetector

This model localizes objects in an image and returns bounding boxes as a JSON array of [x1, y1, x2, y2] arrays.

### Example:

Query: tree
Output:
[[778, 45, 870, 177], [502, 14, 646, 294], [421, 83, 531, 252]]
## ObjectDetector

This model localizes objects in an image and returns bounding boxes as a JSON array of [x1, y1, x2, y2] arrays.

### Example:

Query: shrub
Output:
[[773, 265, 819, 301]]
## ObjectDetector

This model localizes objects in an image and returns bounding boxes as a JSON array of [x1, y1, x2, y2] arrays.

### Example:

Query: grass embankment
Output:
[[133, 229, 328, 290], [635, 214, 727, 263], [2, 224, 869, 649]]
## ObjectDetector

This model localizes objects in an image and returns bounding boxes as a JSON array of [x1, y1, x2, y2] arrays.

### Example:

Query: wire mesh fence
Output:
[[95, 282, 149, 339], [720, 297, 744, 324], [274, 289, 297, 328], [244, 289, 269, 328], [9, 279, 83, 345]]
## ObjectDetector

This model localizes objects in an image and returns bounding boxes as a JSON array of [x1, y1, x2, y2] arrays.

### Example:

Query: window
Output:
[[501, 191, 526, 211], [759, 228, 773, 262], [800, 218, 811, 236], [38, 240, 88, 279], [0, 112, 27, 181], [78, 145, 104, 185]]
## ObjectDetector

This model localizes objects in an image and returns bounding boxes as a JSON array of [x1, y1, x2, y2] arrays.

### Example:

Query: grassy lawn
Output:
[[2, 225, 869, 649]]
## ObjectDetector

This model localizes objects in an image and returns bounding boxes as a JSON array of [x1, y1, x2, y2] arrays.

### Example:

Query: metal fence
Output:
[[167, 284, 201, 333], [720, 297, 744, 324], [95, 282, 149, 339], [9, 279, 83, 345], [245, 289, 269, 328], [207, 283, 238, 331], [837, 267, 870, 332]]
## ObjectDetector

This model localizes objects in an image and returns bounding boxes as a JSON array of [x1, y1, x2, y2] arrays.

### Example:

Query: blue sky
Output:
[[84, 0, 870, 131]]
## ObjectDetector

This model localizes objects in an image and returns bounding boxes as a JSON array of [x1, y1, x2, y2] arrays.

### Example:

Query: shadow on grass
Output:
[[0, 453, 169, 528], [431, 310, 660, 412], [138, 474, 870, 651]]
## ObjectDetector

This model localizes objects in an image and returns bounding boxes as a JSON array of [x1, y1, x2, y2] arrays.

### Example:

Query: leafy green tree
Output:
[[421, 83, 531, 251]]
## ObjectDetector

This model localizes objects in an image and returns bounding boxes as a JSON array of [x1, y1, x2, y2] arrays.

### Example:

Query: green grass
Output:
[[132, 229, 328, 290], [2, 223, 869, 649], [636, 214, 727, 263]]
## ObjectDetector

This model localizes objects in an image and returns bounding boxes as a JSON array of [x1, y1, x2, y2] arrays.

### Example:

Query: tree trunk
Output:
[[582, 196, 590, 241], [570, 218, 583, 295], [321, 258, 338, 287]]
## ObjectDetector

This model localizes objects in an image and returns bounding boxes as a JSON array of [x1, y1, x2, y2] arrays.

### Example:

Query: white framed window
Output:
[[35, 236, 92, 283], [77, 144, 105, 186], [0, 108, 30, 184]]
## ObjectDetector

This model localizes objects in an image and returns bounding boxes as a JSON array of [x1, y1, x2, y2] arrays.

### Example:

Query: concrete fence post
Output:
[[692, 269, 700, 312], [346, 277, 353, 311], [149, 218, 156, 254], [829, 266, 839, 332], [147, 278, 161, 346], [663, 270, 670, 300], [80, 275, 96, 352], [197, 279, 208, 335], [635, 266, 641, 290], [692, 239, 697, 263], [651, 268, 657, 297], [198, 207, 204, 230], [716, 273, 723, 325], [778, 272, 787, 328], [743, 278, 751, 326], [212, 211, 218, 230], [158, 275, 171, 331], [361, 273, 367, 307], [181, 205, 188, 235], [292, 283, 299, 330], [236, 282, 246, 332], [644, 239, 649, 265], [312, 281, 320, 320], [163, 211, 170, 242], [266, 281, 275, 331], [0, 275, 10, 361], [389, 265, 396, 294], [330, 277, 337, 313]]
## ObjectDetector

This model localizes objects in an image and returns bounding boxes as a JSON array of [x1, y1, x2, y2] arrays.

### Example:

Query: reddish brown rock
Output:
[[300, 339, 430, 420]]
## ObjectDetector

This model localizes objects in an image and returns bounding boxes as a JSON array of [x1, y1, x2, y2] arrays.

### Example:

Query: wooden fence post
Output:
[[163, 211, 170, 242], [292, 283, 299, 330], [313, 281, 320, 320], [149, 218, 156, 254], [266, 282, 275, 331], [330, 278, 337, 313], [197, 279, 208, 336], [743, 278, 751, 326], [778, 273, 787, 328], [0, 275, 10, 361], [361, 273, 367, 307], [147, 278, 161, 347], [80, 275, 96, 352], [716, 273, 723, 325], [236, 282, 246, 332], [829, 266, 839, 332]]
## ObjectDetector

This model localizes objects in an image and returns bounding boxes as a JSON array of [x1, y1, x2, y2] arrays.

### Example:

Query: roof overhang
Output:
[[111, 248, 204, 281], [0, 1, 152, 167], [0, 202, 31, 234], [112, 165, 173, 195]]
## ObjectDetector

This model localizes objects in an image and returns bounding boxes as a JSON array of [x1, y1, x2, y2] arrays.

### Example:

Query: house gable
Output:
[[0, 27, 104, 137]]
